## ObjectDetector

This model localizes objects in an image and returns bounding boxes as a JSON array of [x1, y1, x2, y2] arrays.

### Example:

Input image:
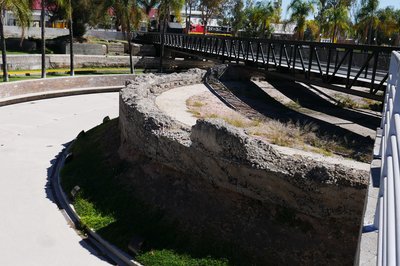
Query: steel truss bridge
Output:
[[136, 32, 400, 100]]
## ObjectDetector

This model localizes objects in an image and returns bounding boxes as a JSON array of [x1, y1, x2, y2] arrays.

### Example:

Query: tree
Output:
[[322, 0, 350, 42], [158, 0, 184, 72], [0, 0, 32, 82], [98, 0, 142, 74], [376, 7, 400, 45], [138, 0, 158, 31], [304, 19, 319, 40], [355, 0, 379, 44], [287, 0, 315, 40], [243, 1, 275, 38], [41, 0, 70, 78], [47, 0, 75, 75], [138, 0, 158, 15], [184, 0, 199, 33], [199, 0, 223, 35], [232, 0, 245, 36]]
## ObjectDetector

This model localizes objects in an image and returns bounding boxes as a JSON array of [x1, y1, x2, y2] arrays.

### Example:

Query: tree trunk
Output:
[[159, 17, 166, 73], [0, 8, 8, 82], [189, 5, 192, 33], [332, 22, 337, 43], [185, 1, 189, 33], [41, 0, 46, 78], [127, 22, 134, 74], [367, 20, 372, 45], [69, 17, 74, 76]]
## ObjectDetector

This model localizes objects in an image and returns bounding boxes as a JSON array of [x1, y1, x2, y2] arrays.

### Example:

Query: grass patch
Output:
[[185, 94, 370, 161], [61, 119, 231, 265], [0, 68, 144, 83], [334, 94, 382, 111], [335, 95, 359, 109], [285, 99, 302, 111], [136, 250, 228, 266], [186, 99, 205, 108], [73, 194, 116, 231]]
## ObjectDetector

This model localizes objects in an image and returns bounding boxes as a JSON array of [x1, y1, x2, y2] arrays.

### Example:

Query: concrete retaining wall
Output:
[[118, 70, 369, 265], [85, 29, 126, 41], [65, 43, 107, 55], [4, 26, 126, 40], [4, 26, 69, 39], [0, 55, 214, 71]]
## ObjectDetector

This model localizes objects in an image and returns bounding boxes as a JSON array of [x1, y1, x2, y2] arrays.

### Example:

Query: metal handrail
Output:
[[376, 51, 400, 265], [135, 33, 400, 99]]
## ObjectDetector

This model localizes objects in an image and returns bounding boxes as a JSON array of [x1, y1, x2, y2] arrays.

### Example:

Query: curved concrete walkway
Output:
[[0, 93, 118, 265]]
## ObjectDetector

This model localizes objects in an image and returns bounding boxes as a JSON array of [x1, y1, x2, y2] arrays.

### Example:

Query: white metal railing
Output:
[[376, 50, 400, 265]]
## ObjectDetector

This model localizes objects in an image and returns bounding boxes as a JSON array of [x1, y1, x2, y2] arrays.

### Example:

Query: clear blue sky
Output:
[[281, 0, 400, 20]]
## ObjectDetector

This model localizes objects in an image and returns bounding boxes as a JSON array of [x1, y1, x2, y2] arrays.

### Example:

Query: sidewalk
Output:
[[0, 93, 118, 265]]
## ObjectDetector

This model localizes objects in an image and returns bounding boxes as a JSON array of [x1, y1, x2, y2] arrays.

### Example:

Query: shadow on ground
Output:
[[265, 78, 381, 130], [218, 77, 375, 158], [45, 144, 116, 265]]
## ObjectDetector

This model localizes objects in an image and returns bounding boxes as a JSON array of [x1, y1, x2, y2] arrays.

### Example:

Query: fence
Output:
[[376, 50, 400, 265], [136, 32, 400, 99]]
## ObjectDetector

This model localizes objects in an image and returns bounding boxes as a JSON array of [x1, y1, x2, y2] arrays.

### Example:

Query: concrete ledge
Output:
[[0, 86, 123, 107], [355, 128, 382, 265], [0, 74, 135, 103]]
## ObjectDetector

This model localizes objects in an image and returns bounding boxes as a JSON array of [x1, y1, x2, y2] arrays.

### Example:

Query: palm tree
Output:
[[376, 7, 399, 45], [355, 0, 379, 44], [287, 0, 315, 40], [0, 0, 32, 82], [158, 0, 184, 72], [68, 0, 74, 76], [41, 0, 69, 78], [138, 0, 158, 16], [323, 1, 350, 42], [101, 0, 142, 74], [243, 2, 275, 38]]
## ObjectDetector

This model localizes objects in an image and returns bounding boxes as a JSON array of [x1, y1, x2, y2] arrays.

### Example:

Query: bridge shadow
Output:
[[219, 79, 374, 155], [265, 78, 381, 130]]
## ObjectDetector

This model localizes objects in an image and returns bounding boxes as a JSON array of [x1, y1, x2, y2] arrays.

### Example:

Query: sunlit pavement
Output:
[[0, 93, 119, 265]]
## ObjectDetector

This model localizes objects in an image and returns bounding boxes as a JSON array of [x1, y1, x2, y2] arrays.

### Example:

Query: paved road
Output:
[[0, 93, 119, 265]]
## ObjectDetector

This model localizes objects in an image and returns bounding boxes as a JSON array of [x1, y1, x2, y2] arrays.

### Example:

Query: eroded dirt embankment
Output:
[[118, 69, 369, 265]]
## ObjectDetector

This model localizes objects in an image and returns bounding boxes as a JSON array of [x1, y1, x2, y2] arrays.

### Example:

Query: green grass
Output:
[[73, 194, 116, 231], [60, 119, 231, 265], [6, 50, 39, 55], [136, 250, 228, 266], [0, 68, 144, 83]]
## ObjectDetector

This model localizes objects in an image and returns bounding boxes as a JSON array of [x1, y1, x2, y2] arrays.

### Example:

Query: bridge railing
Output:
[[137, 32, 399, 98], [375, 50, 400, 265]]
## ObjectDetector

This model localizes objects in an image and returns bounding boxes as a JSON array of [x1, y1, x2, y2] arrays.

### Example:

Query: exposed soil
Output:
[[201, 66, 379, 162]]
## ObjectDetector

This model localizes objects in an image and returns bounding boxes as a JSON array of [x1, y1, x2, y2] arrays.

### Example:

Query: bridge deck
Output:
[[136, 33, 400, 101]]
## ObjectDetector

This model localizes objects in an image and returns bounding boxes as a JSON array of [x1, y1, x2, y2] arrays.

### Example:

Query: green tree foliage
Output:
[[41, 0, 71, 78], [99, 0, 143, 73], [232, 0, 245, 36], [200, 0, 224, 34], [158, 0, 184, 72], [322, 0, 350, 42], [138, 0, 158, 15], [0, 0, 32, 81], [243, 1, 275, 38], [376, 7, 400, 45], [304, 19, 319, 41], [184, 0, 199, 32], [287, 0, 315, 40], [355, 0, 379, 44]]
